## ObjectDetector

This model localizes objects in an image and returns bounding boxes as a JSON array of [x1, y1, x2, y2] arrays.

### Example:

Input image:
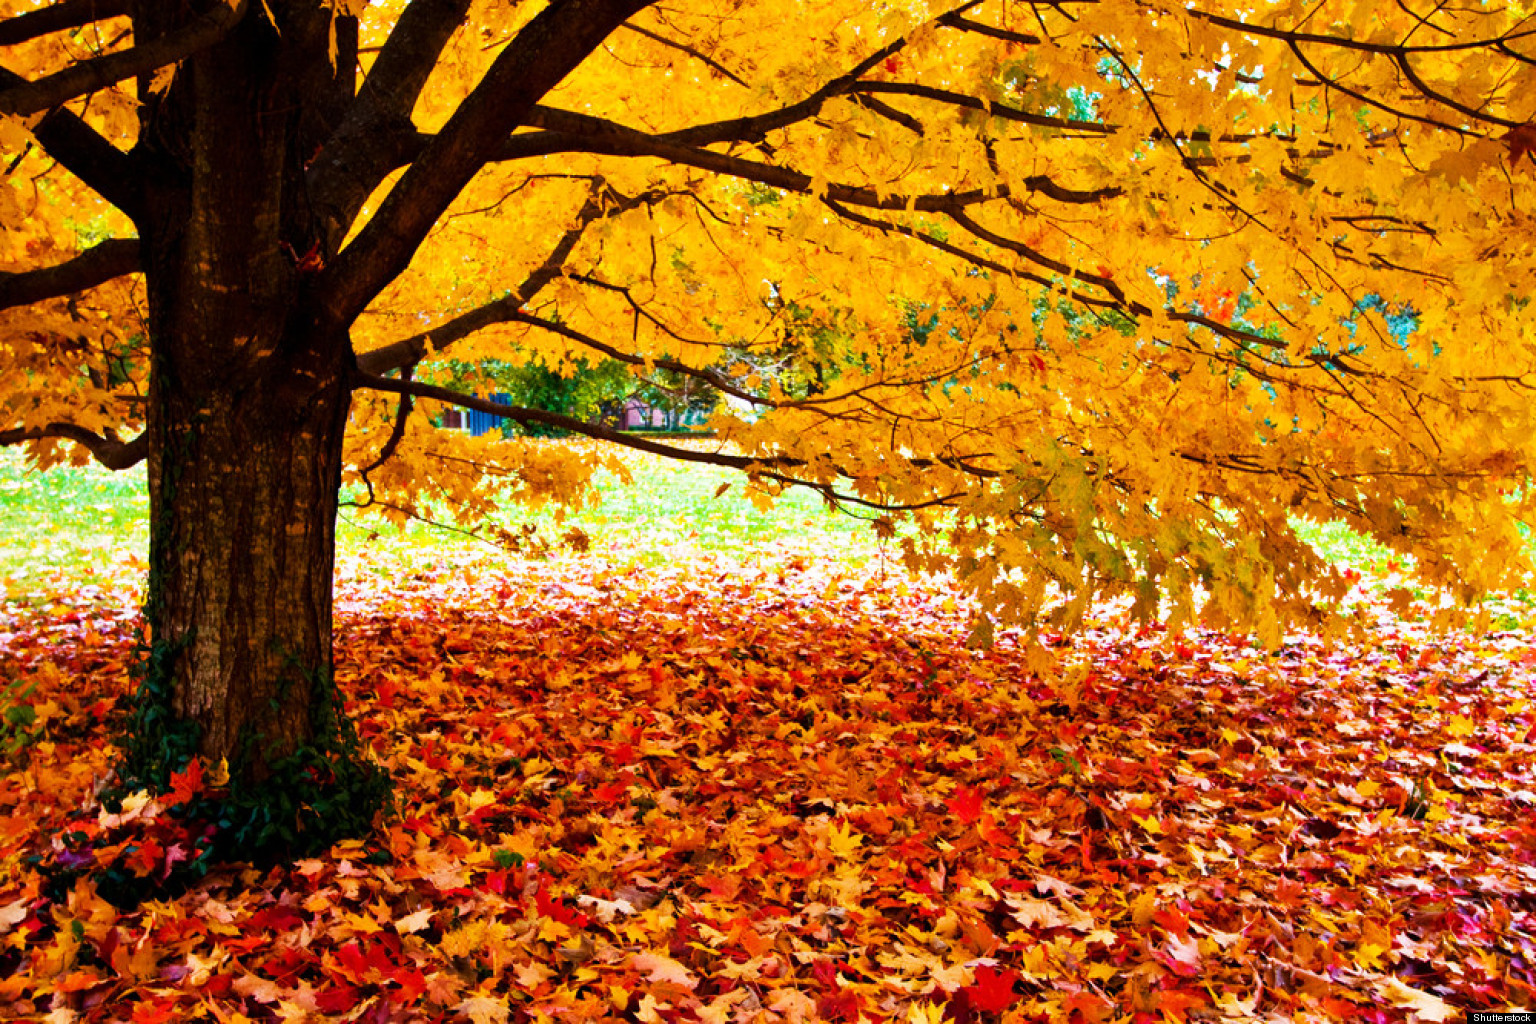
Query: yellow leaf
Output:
[[1353, 941, 1389, 970], [635, 994, 670, 1023], [1375, 977, 1453, 1022], [908, 1001, 947, 1024], [394, 908, 434, 934], [455, 995, 509, 1024], [339, 911, 382, 936], [1445, 714, 1475, 739], [826, 820, 863, 859]]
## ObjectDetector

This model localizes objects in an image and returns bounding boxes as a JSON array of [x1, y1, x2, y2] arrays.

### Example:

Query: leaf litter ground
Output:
[[1, 553, 1533, 1023]]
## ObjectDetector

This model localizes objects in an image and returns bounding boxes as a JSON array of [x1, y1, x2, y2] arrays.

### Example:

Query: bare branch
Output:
[[850, 93, 926, 135], [851, 82, 1114, 135], [509, 310, 772, 408], [1189, 7, 1536, 58], [512, 109, 1124, 207], [360, 363, 417, 477], [0, 0, 129, 48], [1391, 49, 1525, 129], [0, 237, 139, 311], [351, 372, 975, 512], [935, 11, 1042, 46], [0, 0, 248, 117], [0, 423, 146, 469], [650, 0, 985, 147]]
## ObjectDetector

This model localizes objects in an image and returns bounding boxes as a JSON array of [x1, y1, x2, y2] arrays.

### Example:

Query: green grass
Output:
[[0, 452, 151, 594], [0, 444, 1512, 614], [1289, 517, 1399, 575], [0, 444, 885, 595]]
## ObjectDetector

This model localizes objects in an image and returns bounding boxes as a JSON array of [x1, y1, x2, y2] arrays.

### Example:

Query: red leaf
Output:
[[1152, 906, 1190, 937], [967, 965, 1021, 1013], [168, 758, 204, 805], [131, 1001, 183, 1024], [315, 984, 362, 1014], [1507, 123, 1536, 166], [947, 785, 983, 824], [817, 991, 862, 1021]]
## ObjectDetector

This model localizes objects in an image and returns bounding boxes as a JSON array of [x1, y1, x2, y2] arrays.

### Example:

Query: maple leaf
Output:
[[167, 758, 204, 804], [629, 952, 698, 989], [0, 898, 28, 935], [966, 965, 1021, 1013], [825, 820, 863, 858], [1506, 123, 1536, 167], [455, 994, 510, 1024], [393, 907, 434, 934], [1375, 978, 1454, 1022], [1158, 933, 1203, 977], [947, 785, 983, 824]]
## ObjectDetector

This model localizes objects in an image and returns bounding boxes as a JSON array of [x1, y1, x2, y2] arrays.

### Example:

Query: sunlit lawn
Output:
[[0, 441, 883, 598], [2, 441, 1528, 626]]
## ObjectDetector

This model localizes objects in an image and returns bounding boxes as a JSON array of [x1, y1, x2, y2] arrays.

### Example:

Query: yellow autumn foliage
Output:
[[2, 0, 1533, 639]]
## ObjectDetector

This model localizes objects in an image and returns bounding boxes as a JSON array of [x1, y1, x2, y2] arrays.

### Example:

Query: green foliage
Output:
[[434, 355, 636, 435]]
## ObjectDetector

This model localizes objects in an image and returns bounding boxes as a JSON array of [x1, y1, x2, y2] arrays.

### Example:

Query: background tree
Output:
[[1, 0, 1532, 845]]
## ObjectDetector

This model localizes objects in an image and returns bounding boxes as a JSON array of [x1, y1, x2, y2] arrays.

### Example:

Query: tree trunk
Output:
[[143, 345, 351, 778], [111, 0, 388, 851]]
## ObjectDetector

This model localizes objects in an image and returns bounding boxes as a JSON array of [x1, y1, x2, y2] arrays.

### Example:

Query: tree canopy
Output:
[[2, 0, 1534, 649]]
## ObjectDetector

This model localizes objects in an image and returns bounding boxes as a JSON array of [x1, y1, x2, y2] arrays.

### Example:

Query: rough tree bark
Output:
[[120, 1, 368, 803], [97, 0, 654, 850]]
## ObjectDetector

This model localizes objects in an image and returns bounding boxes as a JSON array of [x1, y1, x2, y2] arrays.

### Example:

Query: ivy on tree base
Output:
[[104, 639, 393, 889]]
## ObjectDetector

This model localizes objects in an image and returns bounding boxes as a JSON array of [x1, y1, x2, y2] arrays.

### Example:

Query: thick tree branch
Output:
[[511, 110, 1123, 207], [0, 237, 139, 311], [0, 0, 248, 117], [935, 12, 1041, 46], [352, 371, 789, 472], [351, 373, 973, 512], [307, 0, 478, 243], [851, 93, 926, 135], [851, 82, 1113, 135], [0, 0, 129, 48], [0, 66, 140, 215], [0, 423, 146, 469], [317, 0, 656, 330]]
